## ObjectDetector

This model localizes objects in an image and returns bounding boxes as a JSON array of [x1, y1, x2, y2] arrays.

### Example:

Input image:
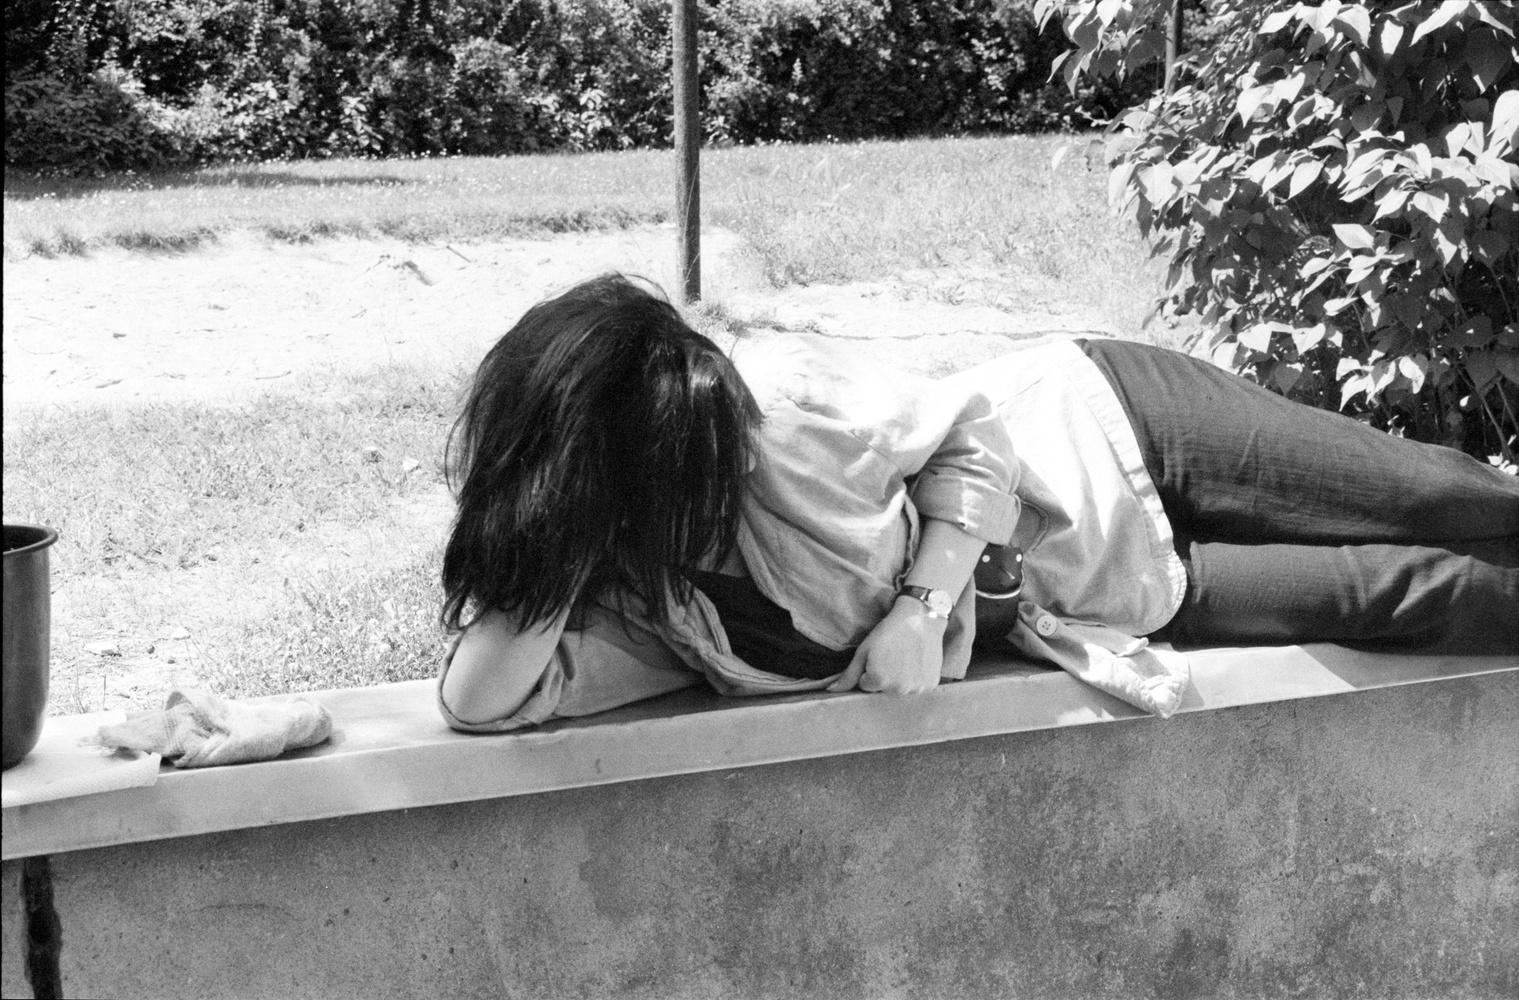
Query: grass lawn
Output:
[[4, 134, 1150, 312], [3, 133, 1167, 711]]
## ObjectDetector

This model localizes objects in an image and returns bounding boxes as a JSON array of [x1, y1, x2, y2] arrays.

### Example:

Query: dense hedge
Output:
[[3, 0, 1154, 172]]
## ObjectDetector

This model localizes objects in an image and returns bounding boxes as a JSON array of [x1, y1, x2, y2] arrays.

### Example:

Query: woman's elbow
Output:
[[438, 608, 565, 727]]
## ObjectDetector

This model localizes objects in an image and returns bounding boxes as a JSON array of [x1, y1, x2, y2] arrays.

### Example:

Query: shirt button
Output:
[[1035, 614, 1058, 637]]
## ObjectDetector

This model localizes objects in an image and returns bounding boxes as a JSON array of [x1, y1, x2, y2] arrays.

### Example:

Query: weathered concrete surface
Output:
[[0, 861, 23, 995], [3, 675, 1516, 1000]]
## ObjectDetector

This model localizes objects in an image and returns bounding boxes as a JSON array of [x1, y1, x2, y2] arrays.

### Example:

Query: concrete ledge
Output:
[[2, 665, 1516, 999], [2, 644, 1514, 860]]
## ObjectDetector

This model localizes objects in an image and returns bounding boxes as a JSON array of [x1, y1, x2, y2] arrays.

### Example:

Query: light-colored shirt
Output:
[[437, 335, 1191, 733]]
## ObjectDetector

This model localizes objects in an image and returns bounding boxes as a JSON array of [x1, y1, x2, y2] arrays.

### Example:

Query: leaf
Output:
[[1245, 153, 1282, 186], [1379, 18, 1406, 58], [1332, 6, 1372, 47], [1293, 324, 1330, 354], [1465, 27, 1513, 92], [1464, 349, 1499, 391], [1491, 89, 1519, 156], [1410, 1, 1471, 47], [1273, 73, 1307, 107], [1237, 83, 1272, 124], [1411, 190, 1449, 223], [1260, 8, 1297, 35], [1265, 157, 1298, 191], [1473, 153, 1513, 188], [1238, 324, 1276, 352], [1333, 223, 1377, 249], [1340, 373, 1372, 408], [1295, 1, 1326, 32], [1341, 147, 1390, 195], [1443, 121, 1482, 157], [1350, 100, 1383, 132], [1139, 162, 1174, 203], [1410, 142, 1434, 177], [1301, 256, 1336, 279], [1289, 94, 1325, 127], [1359, 272, 1387, 310], [1108, 159, 1137, 211], [1373, 186, 1412, 220], [1398, 354, 1429, 393], [1475, 3, 1516, 37], [1462, 97, 1493, 122], [1451, 316, 1494, 347], [1347, 256, 1380, 284], [1473, 228, 1511, 263], [1496, 350, 1519, 386], [1288, 160, 1323, 198], [1272, 364, 1303, 393], [1432, 221, 1462, 266]]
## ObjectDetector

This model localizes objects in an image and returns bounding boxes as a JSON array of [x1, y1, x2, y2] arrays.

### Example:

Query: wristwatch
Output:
[[896, 585, 954, 620]]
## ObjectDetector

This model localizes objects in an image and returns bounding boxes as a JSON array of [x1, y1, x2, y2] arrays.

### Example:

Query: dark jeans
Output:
[[1079, 338, 1519, 655]]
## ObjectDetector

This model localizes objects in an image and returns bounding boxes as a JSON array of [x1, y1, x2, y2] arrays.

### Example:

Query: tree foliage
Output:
[[4, 0, 1147, 171], [1039, 0, 1519, 464]]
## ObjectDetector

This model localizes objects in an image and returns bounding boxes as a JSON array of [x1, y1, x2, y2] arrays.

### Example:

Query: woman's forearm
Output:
[[440, 606, 569, 725], [901, 516, 984, 599]]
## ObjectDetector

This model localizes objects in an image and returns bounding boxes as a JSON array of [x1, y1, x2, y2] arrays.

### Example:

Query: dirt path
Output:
[[3, 225, 1117, 409]]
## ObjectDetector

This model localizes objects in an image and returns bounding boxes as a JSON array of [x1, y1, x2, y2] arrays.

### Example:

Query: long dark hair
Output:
[[442, 274, 762, 632]]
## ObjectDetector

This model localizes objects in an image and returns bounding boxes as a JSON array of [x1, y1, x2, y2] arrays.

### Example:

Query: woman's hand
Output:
[[826, 597, 947, 694], [825, 515, 987, 695]]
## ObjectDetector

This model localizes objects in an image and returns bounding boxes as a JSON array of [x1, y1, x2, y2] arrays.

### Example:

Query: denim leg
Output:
[[1079, 337, 1519, 651], [1079, 338, 1519, 544], [1163, 539, 1519, 655]]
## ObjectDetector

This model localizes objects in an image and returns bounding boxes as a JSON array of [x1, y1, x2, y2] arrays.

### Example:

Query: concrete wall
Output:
[[4, 674, 1516, 1000]]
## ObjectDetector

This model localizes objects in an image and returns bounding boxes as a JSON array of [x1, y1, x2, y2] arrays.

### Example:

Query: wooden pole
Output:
[[1164, 0, 1183, 94], [672, 0, 700, 302]]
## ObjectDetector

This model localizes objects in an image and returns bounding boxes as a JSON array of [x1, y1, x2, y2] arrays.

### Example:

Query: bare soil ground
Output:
[[3, 226, 1122, 712], [3, 225, 1120, 408]]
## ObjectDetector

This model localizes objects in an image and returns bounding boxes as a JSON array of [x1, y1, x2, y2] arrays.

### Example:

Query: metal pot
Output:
[[4, 523, 58, 770]]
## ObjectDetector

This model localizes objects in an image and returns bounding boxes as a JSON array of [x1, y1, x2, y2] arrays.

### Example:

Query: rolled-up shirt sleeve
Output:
[[850, 362, 1018, 545], [903, 385, 1020, 543]]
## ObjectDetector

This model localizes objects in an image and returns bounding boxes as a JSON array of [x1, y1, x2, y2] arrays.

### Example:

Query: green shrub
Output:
[[446, 38, 535, 155], [2, 67, 187, 173], [700, 0, 1145, 143], [7, 0, 1151, 168], [1040, 0, 1519, 464]]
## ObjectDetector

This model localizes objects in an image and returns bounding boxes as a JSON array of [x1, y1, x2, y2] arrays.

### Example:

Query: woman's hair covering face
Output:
[[442, 274, 762, 631]]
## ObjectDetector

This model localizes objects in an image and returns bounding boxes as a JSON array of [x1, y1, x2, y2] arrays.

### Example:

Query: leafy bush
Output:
[[1039, 0, 1519, 463], [7, 0, 1149, 169], [700, 0, 1145, 143], [446, 38, 535, 155], [2, 68, 189, 173]]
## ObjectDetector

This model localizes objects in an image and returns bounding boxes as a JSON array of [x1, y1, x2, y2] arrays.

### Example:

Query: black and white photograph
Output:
[[3, 1, 1517, 997]]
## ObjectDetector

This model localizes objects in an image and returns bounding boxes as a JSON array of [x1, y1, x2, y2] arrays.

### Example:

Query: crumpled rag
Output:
[[91, 689, 333, 768]]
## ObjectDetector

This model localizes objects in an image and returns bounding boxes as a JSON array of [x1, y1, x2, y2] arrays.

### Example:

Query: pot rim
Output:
[[3, 523, 59, 557]]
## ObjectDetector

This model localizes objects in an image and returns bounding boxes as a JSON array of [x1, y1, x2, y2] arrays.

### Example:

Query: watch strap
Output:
[[896, 584, 953, 619]]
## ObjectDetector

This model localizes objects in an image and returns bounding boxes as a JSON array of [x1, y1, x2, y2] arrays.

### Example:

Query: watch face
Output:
[[925, 589, 954, 618]]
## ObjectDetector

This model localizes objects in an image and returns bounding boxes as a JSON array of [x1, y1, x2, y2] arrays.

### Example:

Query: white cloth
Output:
[[91, 689, 333, 768]]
